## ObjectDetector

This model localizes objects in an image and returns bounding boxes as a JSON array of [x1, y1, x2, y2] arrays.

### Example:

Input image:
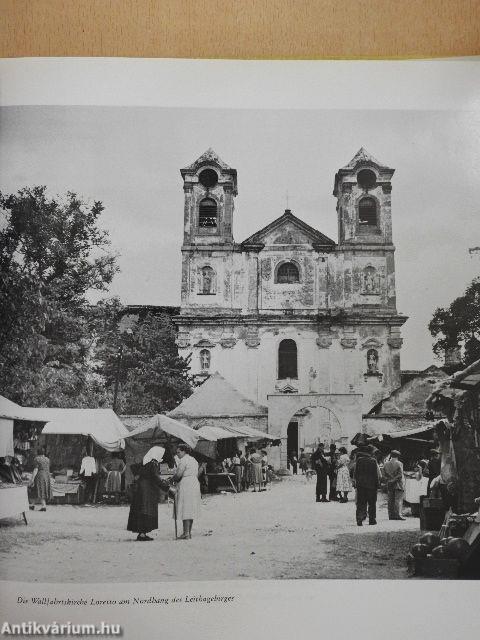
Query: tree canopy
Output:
[[0, 186, 117, 405], [97, 308, 193, 415], [429, 277, 480, 368], [0, 186, 193, 411]]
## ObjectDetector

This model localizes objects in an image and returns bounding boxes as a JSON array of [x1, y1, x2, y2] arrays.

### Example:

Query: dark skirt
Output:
[[127, 477, 159, 534]]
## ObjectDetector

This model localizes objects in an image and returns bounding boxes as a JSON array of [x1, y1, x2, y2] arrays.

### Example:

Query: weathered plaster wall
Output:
[[177, 320, 402, 413]]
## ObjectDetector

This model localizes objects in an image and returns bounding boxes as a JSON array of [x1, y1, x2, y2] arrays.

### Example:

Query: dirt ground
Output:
[[0, 475, 420, 582]]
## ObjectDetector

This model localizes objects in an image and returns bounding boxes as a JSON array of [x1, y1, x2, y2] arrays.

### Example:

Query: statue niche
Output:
[[362, 265, 380, 295], [365, 348, 382, 379], [198, 266, 217, 295]]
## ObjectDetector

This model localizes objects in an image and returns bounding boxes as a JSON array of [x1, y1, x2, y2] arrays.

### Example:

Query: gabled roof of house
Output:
[[241, 208, 335, 248], [169, 372, 268, 418]]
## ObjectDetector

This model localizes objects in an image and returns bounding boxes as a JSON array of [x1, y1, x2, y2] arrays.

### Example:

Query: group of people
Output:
[[307, 441, 427, 526], [79, 451, 127, 504], [224, 448, 270, 493], [303, 443, 354, 503]]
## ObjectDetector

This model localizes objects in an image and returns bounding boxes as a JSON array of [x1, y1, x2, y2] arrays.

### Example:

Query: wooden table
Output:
[[0, 485, 29, 524], [206, 473, 237, 493]]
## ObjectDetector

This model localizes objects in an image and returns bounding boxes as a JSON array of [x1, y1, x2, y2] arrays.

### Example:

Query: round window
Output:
[[357, 169, 376, 190], [199, 168, 218, 188]]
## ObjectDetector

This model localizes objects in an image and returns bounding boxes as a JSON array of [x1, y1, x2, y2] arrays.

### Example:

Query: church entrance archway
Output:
[[287, 421, 299, 462], [267, 393, 363, 469]]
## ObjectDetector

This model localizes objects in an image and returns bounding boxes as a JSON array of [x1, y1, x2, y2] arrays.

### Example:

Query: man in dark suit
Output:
[[311, 443, 329, 502], [354, 445, 381, 525]]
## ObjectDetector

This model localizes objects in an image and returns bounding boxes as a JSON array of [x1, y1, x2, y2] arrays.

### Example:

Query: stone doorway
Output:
[[267, 393, 363, 469]]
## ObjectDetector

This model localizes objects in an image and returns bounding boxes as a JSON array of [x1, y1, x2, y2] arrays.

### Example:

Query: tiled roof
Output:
[[169, 373, 268, 418]]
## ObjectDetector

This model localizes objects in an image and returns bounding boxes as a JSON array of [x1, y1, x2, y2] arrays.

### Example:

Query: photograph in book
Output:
[[1, 89, 480, 581]]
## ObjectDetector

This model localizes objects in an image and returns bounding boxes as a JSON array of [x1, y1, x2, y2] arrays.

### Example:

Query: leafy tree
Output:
[[0, 186, 118, 406], [97, 310, 193, 415], [429, 277, 480, 368]]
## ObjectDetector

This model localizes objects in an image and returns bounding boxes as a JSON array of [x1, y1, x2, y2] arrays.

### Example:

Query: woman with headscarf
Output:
[[169, 444, 201, 540], [127, 446, 168, 542]]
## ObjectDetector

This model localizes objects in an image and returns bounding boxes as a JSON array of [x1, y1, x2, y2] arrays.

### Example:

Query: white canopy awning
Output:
[[39, 408, 128, 451], [214, 423, 277, 441], [196, 425, 238, 441], [0, 395, 49, 422], [124, 414, 201, 449]]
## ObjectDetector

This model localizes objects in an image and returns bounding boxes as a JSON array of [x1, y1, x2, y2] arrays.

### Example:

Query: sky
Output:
[[0, 105, 479, 370]]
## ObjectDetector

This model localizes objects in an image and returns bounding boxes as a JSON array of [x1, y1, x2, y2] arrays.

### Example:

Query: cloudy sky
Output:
[[1, 104, 479, 370]]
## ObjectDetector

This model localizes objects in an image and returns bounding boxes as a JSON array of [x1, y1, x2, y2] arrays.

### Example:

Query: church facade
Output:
[[174, 148, 407, 462]]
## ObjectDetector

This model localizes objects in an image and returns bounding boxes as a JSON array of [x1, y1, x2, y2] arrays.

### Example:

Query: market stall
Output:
[[36, 408, 129, 504], [405, 358, 480, 578], [123, 413, 207, 491], [0, 396, 49, 523]]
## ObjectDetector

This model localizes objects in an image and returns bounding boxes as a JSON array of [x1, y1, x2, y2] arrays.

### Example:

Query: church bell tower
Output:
[[333, 147, 394, 247], [180, 148, 238, 247]]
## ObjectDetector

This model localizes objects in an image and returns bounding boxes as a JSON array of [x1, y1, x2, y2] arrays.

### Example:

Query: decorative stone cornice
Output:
[[176, 332, 191, 349], [361, 338, 383, 350], [241, 242, 265, 253], [364, 371, 383, 381], [220, 337, 236, 349], [193, 338, 216, 349], [340, 337, 358, 349], [245, 327, 260, 348], [316, 334, 333, 349], [275, 383, 298, 394], [387, 336, 403, 349]]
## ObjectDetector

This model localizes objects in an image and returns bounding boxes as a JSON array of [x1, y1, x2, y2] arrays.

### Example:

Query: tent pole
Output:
[[173, 491, 177, 539]]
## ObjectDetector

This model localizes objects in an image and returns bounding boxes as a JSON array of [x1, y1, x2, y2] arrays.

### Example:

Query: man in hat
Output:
[[353, 444, 381, 525], [383, 450, 406, 520], [311, 443, 329, 502]]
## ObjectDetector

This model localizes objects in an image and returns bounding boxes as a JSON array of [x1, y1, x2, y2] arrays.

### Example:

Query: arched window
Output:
[[358, 197, 378, 228], [276, 262, 299, 284], [278, 339, 297, 379], [200, 349, 211, 371], [199, 198, 217, 228], [201, 266, 216, 294]]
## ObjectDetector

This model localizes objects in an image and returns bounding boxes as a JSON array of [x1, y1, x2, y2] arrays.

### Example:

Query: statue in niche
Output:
[[201, 266, 216, 294], [308, 367, 317, 393], [367, 348, 379, 375], [362, 266, 379, 295]]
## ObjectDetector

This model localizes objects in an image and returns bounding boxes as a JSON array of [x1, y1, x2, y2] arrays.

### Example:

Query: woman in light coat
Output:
[[170, 444, 201, 540]]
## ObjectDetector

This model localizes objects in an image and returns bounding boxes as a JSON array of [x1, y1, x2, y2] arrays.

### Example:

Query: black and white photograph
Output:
[[1, 59, 480, 587]]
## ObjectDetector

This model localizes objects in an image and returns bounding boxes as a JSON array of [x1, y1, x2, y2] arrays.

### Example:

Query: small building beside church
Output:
[[174, 147, 408, 468]]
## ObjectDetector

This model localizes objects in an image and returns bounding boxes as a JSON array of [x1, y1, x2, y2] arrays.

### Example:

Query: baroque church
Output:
[[173, 147, 408, 467]]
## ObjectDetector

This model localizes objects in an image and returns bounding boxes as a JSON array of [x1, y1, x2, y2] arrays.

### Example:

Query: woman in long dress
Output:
[[29, 448, 52, 511], [170, 444, 201, 540], [249, 448, 264, 492], [103, 453, 126, 503], [127, 446, 168, 542], [336, 447, 353, 502]]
